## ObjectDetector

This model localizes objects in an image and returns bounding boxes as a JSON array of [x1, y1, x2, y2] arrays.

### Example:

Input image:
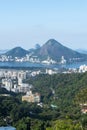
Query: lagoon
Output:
[[0, 126, 16, 130], [0, 61, 87, 69]]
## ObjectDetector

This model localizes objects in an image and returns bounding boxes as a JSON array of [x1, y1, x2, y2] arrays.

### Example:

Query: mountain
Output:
[[76, 49, 87, 54], [28, 44, 41, 53], [32, 39, 87, 62], [1, 39, 87, 63], [5, 47, 29, 58], [35, 44, 41, 49], [0, 49, 9, 54]]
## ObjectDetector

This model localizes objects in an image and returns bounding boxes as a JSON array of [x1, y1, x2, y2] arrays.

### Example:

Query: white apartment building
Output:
[[18, 71, 26, 85], [79, 64, 87, 73], [2, 78, 13, 91]]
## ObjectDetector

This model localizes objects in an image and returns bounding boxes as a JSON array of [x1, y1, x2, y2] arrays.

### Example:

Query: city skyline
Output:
[[0, 0, 87, 50]]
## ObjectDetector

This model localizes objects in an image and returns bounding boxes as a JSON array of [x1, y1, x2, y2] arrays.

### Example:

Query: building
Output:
[[22, 90, 40, 102], [18, 83, 32, 93], [46, 69, 57, 75], [79, 64, 87, 73], [18, 71, 26, 85], [2, 78, 13, 91], [80, 104, 87, 114], [60, 56, 66, 64], [31, 70, 41, 76]]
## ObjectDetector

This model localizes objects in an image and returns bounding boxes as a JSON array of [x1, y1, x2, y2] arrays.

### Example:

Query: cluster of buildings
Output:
[[46, 69, 58, 75], [41, 56, 57, 64], [0, 64, 87, 103], [0, 69, 41, 103], [0, 68, 59, 103], [0, 69, 33, 93], [0, 54, 40, 63], [0, 55, 11, 62], [0, 69, 42, 103], [0, 54, 67, 65], [0, 68, 58, 93]]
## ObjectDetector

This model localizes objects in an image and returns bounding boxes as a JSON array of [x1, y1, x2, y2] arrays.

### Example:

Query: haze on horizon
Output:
[[0, 0, 87, 50]]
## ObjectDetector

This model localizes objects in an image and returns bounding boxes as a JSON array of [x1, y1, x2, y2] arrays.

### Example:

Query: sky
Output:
[[0, 0, 87, 50]]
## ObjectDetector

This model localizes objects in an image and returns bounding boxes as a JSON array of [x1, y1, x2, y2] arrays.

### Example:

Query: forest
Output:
[[1, 72, 87, 129]]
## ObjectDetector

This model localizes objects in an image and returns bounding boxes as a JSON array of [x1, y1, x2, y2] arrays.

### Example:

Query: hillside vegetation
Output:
[[1, 72, 87, 129]]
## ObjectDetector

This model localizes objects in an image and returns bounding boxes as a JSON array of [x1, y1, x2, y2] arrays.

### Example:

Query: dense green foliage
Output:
[[1, 72, 87, 129], [46, 119, 83, 130]]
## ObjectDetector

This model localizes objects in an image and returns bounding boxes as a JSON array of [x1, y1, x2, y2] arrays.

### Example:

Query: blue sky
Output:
[[0, 0, 87, 50]]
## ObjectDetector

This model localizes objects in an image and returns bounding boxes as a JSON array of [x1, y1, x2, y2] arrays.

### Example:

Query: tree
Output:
[[75, 88, 87, 105], [46, 119, 83, 130]]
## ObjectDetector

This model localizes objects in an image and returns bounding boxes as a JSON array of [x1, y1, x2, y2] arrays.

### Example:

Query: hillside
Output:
[[1, 73, 87, 129], [5, 47, 29, 58], [0, 87, 16, 96], [0, 39, 87, 63], [0, 49, 8, 54], [76, 49, 87, 54], [33, 39, 87, 61]]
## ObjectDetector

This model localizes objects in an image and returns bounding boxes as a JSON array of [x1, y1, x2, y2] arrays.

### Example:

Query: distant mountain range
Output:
[[0, 49, 9, 54], [1, 39, 87, 63], [76, 49, 87, 54]]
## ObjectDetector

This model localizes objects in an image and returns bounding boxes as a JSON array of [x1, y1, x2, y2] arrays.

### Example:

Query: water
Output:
[[0, 61, 87, 69], [0, 126, 16, 130]]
